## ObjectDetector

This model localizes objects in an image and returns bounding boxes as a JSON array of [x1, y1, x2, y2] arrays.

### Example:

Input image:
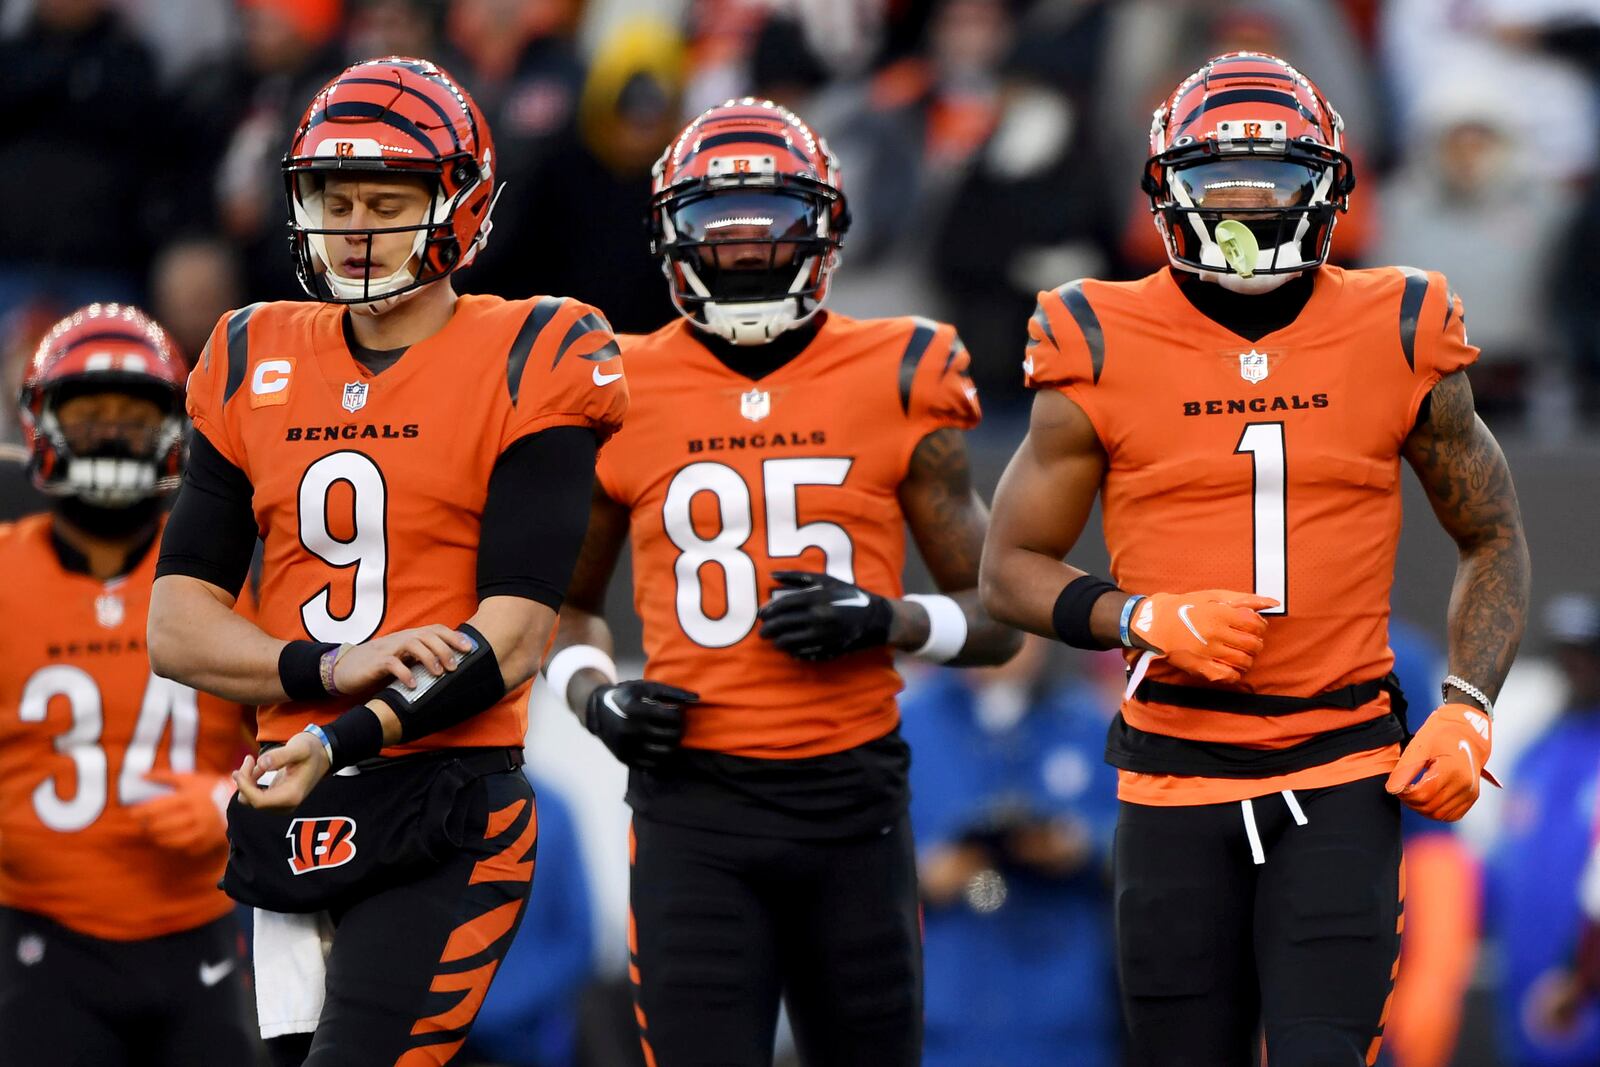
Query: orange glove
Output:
[[134, 771, 232, 856], [1385, 704, 1497, 822], [1128, 589, 1278, 684]]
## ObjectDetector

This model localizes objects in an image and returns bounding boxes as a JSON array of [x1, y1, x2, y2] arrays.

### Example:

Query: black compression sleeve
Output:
[[155, 429, 258, 595], [476, 426, 599, 608]]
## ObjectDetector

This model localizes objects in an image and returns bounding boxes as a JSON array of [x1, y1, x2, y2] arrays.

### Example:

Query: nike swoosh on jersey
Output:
[[832, 591, 870, 608], [1021, 356, 1034, 376], [1458, 739, 1477, 779], [199, 958, 237, 987], [593, 366, 622, 386], [1177, 604, 1208, 645]]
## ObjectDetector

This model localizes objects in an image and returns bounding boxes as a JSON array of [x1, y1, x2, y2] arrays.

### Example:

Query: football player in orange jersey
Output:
[[981, 52, 1531, 1065], [543, 99, 1021, 1067], [145, 59, 626, 1066], [0, 304, 256, 1065]]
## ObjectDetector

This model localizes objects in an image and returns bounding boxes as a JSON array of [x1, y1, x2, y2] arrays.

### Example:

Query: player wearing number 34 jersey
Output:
[[546, 100, 1020, 1067], [149, 58, 624, 1066]]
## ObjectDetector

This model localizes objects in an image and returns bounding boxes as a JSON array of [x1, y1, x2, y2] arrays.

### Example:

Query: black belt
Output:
[[1132, 675, 1392, 717]]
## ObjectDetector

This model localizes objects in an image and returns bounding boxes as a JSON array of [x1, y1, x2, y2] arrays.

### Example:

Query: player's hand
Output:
[[234, 733, 330, 813], [756, 571, 894, 661], [1385, 703, 1496, 822], [331, 626, 476, 694], [1128, 589, 1277, 684], [134, 771, 232, 855], [585, 680, 699, 770]]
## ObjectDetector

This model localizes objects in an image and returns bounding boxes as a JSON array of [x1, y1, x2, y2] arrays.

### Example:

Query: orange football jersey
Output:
[[186, 294, 627, 752], [1025, 265, 1477, 803], [599, 314, 981, 759], [0, 515, 247, 940]]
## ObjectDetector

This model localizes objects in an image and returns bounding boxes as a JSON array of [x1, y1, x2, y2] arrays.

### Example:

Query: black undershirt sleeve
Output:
[[155, 429, 259, 596], [476, 425, 599, 608]]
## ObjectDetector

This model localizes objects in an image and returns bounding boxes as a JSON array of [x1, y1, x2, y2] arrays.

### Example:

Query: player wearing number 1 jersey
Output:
[[148, 59, 625, 1066], [0, 304, 255, 1065], [545, 99, 1020, 1067], [981, 53, 1530, 1065]]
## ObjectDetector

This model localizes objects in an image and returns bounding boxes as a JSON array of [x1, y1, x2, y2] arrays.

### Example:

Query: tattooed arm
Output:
[[1401, 371, 1530, 708], [894, 427, 1024, 665]]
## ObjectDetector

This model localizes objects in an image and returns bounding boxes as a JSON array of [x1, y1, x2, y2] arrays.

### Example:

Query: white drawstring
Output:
[[1241, 799, 1266, 865], [1282, 789, 1308, 826]]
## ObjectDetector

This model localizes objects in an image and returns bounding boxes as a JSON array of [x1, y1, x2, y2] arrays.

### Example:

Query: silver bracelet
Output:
[[1442, 674, 1493, 717]]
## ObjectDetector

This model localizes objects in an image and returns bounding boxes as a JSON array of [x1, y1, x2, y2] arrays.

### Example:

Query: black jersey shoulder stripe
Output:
[[1055, 281, 1106, 383], [1443, 287, 1460, 333], [505, 297, 565, 406], [552, 312, 616, 368], [222, 303, 266, 404], [897, 318, 940, 414], [1396, 267, 1430, 372]]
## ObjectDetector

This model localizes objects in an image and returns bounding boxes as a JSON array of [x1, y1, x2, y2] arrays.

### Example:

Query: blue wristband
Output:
[[1119, 595, 1147, 648], [301, 723, 334, 767]]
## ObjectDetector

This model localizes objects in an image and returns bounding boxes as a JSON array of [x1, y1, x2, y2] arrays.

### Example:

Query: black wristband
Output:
[[321, 705, 386, 770], [279, 640, 338, 702], [1051, 575, 1121, 650]]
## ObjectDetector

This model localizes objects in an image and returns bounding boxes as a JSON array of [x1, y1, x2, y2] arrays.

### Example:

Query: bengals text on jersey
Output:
[[1024, 264, 1477, 804], [598, 312, 980, 759], [185, 294, 627, 752], [0, 515, 247, 940]]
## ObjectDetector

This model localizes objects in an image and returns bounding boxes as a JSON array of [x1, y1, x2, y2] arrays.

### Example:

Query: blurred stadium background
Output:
[[5, 0, 1600, 1064]]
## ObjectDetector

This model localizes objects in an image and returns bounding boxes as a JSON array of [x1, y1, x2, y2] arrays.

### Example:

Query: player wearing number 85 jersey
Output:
[[981, 52, 1530, 1065], [148, 58, 625, 1066], [546, 99, 1020, 1067], [0, 304, 256, 1065]]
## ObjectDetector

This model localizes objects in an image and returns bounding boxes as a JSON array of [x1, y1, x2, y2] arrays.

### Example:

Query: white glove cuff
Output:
[[904, 594, 968, 663], [545, 645, 619, 714]]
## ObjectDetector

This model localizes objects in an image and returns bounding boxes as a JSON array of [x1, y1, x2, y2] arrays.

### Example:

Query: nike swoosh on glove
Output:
[[1385, 703, 1498, 822], [1128, 589, 1278, 684], [585, 680, 699, 770], [756, 570, 894, 661], [134, 771, 233, 856]]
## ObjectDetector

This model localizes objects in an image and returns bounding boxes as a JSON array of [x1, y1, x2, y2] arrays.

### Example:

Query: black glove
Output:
[[584, 680, 699, 770], [756, 570, 894, 661]]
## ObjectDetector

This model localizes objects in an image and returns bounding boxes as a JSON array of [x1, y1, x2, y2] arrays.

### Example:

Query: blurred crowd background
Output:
[[5, 0, 1600, 1065]]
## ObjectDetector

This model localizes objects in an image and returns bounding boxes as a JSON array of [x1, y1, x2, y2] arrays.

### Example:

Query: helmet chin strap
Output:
[[696, 299, 812, 345]]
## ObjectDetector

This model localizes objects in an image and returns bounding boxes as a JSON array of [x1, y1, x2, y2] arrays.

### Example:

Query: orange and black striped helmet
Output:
[[283, 57, 499, 313], [1142, 52, 1355, 287], [650, 98, 850, 345], [19, 304, 187, 507]]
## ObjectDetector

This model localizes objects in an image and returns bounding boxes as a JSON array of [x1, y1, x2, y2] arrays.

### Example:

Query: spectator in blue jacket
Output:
[[900, 635, 1121, 1067], [463, 775, 595, 1067], [1486, 593, 1600, 1067]]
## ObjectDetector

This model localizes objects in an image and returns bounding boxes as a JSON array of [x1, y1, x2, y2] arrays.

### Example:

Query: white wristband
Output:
[[904, 594, 968, 663], [544, 644, 619, 713]]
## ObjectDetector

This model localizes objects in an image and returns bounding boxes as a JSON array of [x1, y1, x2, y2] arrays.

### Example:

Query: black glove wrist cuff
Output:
[[321, 705, 386, 770], [1052, 575, 1120, 651], [280, 640, 339, 702]]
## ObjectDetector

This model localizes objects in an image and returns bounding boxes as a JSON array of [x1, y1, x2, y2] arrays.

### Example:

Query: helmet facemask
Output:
[[1145, 116, 1355, 293], [653, 160, 845, 345], [26, 380, 184, 510]]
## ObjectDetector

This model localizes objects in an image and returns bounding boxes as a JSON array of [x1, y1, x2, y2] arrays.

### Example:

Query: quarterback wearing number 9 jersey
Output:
[[981, 53, 1529, 1066], [149, 58, 625, 1066], [545, 99, 1020, 1067]]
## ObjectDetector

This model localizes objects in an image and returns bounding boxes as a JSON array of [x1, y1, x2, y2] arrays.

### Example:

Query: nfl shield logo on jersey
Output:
[[94, 592, 124, 629], [1239, 349, 1270, 384], [342, 381, 369, 412], [740, 388, 771, 422]]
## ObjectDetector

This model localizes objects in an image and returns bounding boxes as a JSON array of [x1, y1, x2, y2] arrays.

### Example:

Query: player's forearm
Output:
[[978, 547, 1130, 648], [148, 575, 291, 705], [546, 606, 617, 715], [889, 590, 1022, 666], [1444, 532, 1530, 707]]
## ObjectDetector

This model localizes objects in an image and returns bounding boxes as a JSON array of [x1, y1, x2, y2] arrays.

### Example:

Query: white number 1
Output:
[[1235, 423, 1287, 614]]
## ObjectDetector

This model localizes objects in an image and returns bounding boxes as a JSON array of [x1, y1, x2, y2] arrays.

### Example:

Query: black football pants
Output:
[[627, 814, 922, 1067], [1114, 774, 1403, 1067], [0, 907, 256, 1067]]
